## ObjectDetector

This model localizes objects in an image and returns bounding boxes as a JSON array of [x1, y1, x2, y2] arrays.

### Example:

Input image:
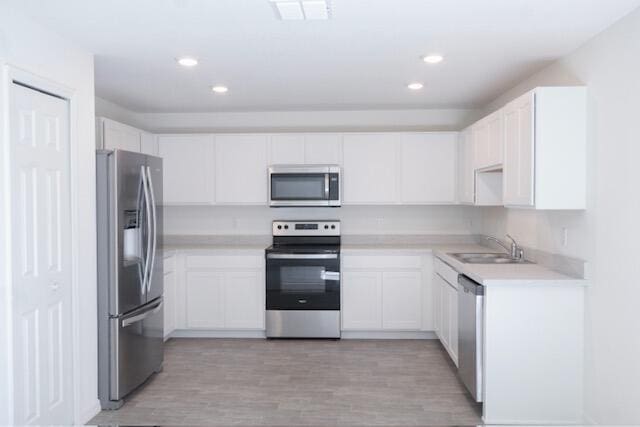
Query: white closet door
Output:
[[10, 83, 73, 424]]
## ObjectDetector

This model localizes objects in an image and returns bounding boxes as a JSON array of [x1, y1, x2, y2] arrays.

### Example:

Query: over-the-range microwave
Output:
[[268, 165, 341, 207]]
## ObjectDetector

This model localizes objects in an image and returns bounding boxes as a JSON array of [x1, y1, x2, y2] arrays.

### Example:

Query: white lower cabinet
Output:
[[382, 271, 422, 330], [167, 252, 265, 336], [341, 254, 429, 332], [433, 270, 459, 365], [342, 271, 383, 330], [185, 271, 226, 328], [224, 272, 264, 329]]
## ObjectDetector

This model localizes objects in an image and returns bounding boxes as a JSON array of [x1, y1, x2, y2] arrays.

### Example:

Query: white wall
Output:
[[477, 6, 640, 424], [164, 205, 480, 237], [0, 3, 99, 424]]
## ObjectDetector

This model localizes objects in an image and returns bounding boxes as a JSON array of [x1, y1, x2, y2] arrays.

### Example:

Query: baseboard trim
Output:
[[169, 329, 437, 340], [76, 398, 101, 424], [341, 331, 437, 339], [170, 329, 267, 339]]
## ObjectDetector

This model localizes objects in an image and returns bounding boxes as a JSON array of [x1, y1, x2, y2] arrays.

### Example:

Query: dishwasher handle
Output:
[[458, 275, 484, 295]]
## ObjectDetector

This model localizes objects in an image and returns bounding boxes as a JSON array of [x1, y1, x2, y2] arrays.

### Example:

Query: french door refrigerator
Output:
[[96, 149, 163, 409]]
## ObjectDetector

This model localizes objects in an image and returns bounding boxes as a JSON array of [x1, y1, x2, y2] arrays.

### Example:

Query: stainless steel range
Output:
[[265, 220, 341, 338]]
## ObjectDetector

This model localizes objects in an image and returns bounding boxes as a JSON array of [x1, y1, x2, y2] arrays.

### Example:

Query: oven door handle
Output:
[[322, 271, 341, 281], [266, 253, 338, 260]]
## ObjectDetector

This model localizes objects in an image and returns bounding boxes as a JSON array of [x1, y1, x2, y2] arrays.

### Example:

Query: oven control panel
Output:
[[272, 220, 340, 236]]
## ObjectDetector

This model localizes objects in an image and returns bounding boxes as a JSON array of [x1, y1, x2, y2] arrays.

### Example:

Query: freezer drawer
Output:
[[109, 297, 164, 402]]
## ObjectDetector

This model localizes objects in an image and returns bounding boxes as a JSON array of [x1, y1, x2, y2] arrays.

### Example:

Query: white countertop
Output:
[[433, 247, 587, 286], [162, 235, 587, 286]]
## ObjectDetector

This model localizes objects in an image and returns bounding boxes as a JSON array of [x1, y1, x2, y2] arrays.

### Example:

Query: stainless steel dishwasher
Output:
[[458, 275, 484, 403]]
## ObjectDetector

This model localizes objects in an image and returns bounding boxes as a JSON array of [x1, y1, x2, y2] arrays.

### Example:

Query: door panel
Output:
[[111, 298, 163, 400], [145, 155, 164, 303], [342, 271, 382, 330], [382, 271, 421, 330], [225, 272, 264, 329], [114, 150, 149, 314], [186, 272, 225, 328], [10, 83, 73, 424]]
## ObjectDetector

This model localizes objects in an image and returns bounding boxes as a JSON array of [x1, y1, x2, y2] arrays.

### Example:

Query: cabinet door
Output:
[[102, 118, 141, 152], [486, 111, 504, 167], [440, 276, 451, 350], [458, 129, 475, 204], [473, 121, 490, 169], [400, 133, 457, 204], [224, 271, 264, 329], [448, 282, 459, 363], [381, 271, 422, 330], [342, 134, 398, 204], [185, 272, 225, 328], [140, 132, 158, 156], [503, 92, 535, 207], [432, 273, 442, 336], [342, 271, 382, 330], [158, 135, 214, 204], [270, 134, 305, 164], [163, 270, 176, 339], [304, 133, 343, 164], [215, 135, 268, 204]]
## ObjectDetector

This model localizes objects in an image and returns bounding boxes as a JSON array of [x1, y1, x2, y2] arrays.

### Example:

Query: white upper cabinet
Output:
[[269, 134, 305, 164], [400, 133, 457, 204], [140, 131, 158, 156], [473, 111, 504, 170], [269, 133, 343, 165], [343, 133, 398, 204], [215, 134, 268, 204], [304, 133, 343, 164], [503, 92, 535, 207], [158, 135, 215, 205], [457, 129, 475, 204], [503, 87, 586, 209], [99, 117, 142, 152], [486, 111, 504, 167]]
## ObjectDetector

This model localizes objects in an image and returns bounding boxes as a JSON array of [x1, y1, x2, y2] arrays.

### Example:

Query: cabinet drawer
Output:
[[434, 257, 459, 288], [342, 255, 422, 270], [186, 255, 263, 270]]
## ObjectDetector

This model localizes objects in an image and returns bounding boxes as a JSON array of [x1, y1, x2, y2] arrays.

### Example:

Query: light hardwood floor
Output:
[[89, 338, 482, 426]]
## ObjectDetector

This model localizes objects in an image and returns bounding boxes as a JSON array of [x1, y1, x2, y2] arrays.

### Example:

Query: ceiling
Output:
[[10, 0, 640, 112]]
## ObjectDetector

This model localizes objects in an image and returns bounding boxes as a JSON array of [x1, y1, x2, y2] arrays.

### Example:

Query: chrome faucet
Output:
[[486, 234, 524, 261]]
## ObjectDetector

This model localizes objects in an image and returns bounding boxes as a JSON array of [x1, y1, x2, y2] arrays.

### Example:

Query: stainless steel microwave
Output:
[[268, 165, 341, 207]]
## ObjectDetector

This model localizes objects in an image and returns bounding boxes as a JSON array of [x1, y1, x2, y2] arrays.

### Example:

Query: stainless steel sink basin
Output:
[[448, 252, 533, 264]]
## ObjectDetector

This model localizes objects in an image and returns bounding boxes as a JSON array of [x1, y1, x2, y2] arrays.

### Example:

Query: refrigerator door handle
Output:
[[140, 165, 152, 296], [121, 300, 163, 327], [145, 166, 157, 294]]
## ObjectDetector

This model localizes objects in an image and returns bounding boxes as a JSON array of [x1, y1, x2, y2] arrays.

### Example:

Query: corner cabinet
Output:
[[503, 87, 586, 209]]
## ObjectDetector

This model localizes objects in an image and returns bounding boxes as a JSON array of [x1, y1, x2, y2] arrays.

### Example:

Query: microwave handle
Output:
[[324, 173, 330, 199]]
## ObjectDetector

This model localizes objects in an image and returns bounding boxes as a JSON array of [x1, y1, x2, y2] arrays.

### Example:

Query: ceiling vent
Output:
[[270, 0, 331, 21]]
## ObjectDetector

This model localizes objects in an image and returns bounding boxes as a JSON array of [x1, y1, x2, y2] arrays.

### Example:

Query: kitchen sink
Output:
[[448, 252, 533, 264]]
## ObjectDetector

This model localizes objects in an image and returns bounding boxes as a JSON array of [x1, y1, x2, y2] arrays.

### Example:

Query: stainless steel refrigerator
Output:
[[96, 149, 164, 410]]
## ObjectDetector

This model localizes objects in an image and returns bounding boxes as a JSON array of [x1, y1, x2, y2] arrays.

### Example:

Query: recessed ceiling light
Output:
[[407, 83, 424, 90], [177, 57, 198, 67], [211, 85, 229, 94], [423, 54, 444, 64]]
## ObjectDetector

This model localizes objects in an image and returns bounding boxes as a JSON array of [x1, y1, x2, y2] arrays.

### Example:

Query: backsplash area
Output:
[[163, 205, 481, 236]]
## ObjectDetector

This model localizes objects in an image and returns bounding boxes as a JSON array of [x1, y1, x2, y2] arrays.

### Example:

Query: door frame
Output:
[[0, 64, 83, 424]]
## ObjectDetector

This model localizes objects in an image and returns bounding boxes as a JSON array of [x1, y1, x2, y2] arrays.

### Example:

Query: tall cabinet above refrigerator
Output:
[[96, 149, 164, 409]]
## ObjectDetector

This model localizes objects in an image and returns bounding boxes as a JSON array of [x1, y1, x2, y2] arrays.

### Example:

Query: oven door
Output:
[[269, 172, 330, 206], [266, 253, 340, 310]]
